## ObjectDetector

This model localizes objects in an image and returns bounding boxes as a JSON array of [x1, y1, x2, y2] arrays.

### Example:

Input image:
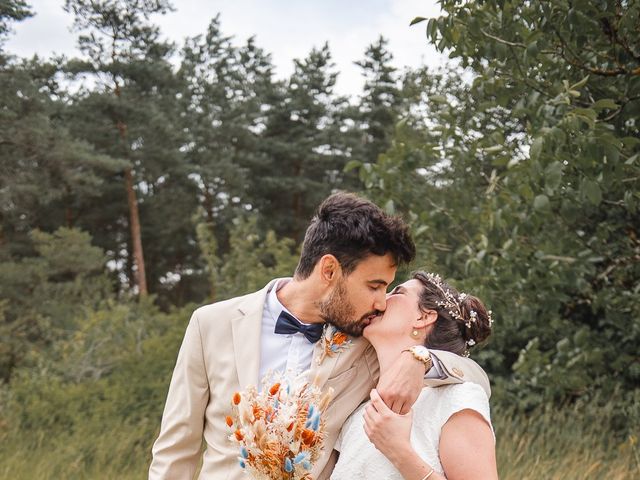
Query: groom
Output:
[[149, 192, 490, 479]]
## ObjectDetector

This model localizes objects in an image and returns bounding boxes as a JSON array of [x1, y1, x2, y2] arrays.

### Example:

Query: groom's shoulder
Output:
[[192, 280, 275, 321]]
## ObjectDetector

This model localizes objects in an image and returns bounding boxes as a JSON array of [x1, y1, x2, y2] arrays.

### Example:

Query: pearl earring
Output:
[[411, 329, 419, 337]]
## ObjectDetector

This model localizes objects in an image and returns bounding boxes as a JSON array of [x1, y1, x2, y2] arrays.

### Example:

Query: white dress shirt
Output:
[[259, 279, 317, 380]]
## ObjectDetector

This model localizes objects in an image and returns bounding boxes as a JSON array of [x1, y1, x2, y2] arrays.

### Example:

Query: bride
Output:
[[331, 271, 498, 479]]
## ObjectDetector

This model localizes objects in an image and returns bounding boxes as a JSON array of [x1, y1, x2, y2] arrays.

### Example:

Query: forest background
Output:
[[1, 1, 639, 478]]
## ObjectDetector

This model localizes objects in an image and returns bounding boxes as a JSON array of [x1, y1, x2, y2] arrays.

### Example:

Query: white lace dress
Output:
[[331, 382, 493, 479]]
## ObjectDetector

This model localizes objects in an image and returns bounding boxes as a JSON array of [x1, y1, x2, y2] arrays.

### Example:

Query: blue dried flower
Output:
[[294, 452, 308, 464], [284, 457, 293, 472], [311, 413, 320, 431]]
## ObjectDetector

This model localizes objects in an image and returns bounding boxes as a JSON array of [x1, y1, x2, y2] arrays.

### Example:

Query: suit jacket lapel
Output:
[[306, 333, 370, 391], [231, 279, 279, 390], [306, 339, 341, 388]]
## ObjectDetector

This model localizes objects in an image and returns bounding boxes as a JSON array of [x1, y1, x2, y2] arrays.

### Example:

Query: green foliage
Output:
[[0, 54, 126, 258], [0, 227, 112, 380], [0, 0, 32, 44], [0, 301, 189, 479], [358, 0, 640, 411], [256, 43, 357, 242], [178, 16, 274, 258], [212, 215, 299, 300], [354, 36, 403, 164], [63, 0, 184, 297]]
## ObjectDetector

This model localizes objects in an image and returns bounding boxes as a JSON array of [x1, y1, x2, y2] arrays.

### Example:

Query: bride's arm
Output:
[[439, 409, 498, 479], [365, 390, 498, 480], [364, 390, 446, 480]]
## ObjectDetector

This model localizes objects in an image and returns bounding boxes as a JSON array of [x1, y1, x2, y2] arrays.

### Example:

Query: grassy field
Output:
[[1, 403, 638, 479], [493, 404, 638, 480]]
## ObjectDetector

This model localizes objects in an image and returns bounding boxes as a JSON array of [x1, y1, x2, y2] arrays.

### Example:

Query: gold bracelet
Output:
[[421, 468, 435, 480]]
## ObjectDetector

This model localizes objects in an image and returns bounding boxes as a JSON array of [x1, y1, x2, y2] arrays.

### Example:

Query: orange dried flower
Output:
[[301, 429, 316, 446], [234, 429, 244, 441], [253, 405, 261, 419], [233, 392, 241, 405], [269, 383, 281, 396], [225, 416, 233, 427], [333, 332, 347, 345]]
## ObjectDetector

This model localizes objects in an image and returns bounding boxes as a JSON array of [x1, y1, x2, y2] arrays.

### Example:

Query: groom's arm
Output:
[[376, 353, 426, 414], [376, 350, 490, 414], [149, 310, 209, 480], [424, 349, 491, 397]]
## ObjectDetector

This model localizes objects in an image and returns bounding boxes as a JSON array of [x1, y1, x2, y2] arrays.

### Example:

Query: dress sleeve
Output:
[[437, 382, 494, 440]]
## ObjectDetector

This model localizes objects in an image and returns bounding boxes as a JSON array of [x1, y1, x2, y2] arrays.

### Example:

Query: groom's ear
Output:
[[318, 254, 341, 283]]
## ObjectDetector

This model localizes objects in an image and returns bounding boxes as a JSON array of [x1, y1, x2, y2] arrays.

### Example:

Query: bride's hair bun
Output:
[[459, 295, 492, 347]]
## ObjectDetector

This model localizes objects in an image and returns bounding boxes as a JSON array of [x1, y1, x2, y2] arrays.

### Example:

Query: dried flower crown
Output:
[[422, 272, 493, 348]]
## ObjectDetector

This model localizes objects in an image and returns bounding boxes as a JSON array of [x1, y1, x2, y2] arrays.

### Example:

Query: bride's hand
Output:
[[363, 389, 414, 464]]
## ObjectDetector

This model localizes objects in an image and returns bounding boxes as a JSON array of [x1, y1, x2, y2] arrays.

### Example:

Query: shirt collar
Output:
[[266, 279, 294, 324], [266, 278, 315, 326]]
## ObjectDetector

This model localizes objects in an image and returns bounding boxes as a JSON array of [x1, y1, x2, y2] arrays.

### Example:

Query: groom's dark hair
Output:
[[294, 192, 415, 279]]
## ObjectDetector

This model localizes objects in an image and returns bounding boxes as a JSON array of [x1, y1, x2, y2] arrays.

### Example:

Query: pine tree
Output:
[[0, 0, 32, 44], [354, 36, 402, 164], [63, 0, 178, 296], [256, 44, 348, 241]]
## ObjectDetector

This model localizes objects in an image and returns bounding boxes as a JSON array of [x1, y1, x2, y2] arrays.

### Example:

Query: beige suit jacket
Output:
[[149, 279, 490, 480]]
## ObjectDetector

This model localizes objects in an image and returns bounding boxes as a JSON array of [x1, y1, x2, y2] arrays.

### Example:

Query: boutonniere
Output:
[[315, 324, 352, 365]]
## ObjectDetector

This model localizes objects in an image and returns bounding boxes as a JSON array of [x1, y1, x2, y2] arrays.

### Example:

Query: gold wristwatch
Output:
[[403, 345, 433, 372]]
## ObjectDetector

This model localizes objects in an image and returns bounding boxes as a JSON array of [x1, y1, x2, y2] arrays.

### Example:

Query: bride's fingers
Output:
[[390, 398, 405, 415], [364, 404, 377, 425], [398, 401, 410, 415], [370, 389, 390, 414], [363, 419, 372, 439]]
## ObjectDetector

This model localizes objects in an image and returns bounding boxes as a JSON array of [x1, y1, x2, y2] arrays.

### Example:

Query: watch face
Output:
[[413, 346, 429, 357]]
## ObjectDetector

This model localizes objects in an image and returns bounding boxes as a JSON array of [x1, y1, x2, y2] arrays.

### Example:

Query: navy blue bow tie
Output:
[[274, 310, 324, 343]]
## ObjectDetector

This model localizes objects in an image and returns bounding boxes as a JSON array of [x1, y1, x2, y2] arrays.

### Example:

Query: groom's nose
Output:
[[373, 292, 387, 312]]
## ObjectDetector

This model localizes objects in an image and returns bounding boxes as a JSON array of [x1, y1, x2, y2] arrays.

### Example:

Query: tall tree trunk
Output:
[[292, 160, 303, 242], [115, 73, 148, 297], [124, 166, 148, 296], [203, 186, 217, 301]]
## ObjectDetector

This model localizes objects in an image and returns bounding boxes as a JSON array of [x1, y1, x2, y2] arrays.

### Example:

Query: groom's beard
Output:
[[319, 280, 374, 337]]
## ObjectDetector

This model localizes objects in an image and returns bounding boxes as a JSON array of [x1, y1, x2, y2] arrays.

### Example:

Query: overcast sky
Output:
[[5, 0, 447, 96]]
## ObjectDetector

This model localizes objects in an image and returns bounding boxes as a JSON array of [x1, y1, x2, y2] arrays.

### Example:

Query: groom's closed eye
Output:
[[368, 280, 389, 291]]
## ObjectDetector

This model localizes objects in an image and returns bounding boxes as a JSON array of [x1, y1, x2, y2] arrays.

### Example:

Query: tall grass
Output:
[[1, 402, 638, 479], [494, 403, 639, 480]]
